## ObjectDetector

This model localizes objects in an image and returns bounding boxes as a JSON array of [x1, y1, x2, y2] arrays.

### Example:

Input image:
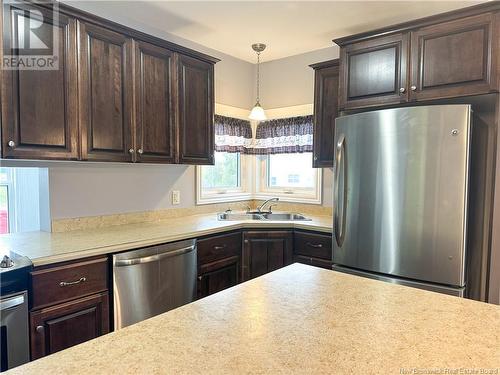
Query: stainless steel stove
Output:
[[0, 251, 32, 371]]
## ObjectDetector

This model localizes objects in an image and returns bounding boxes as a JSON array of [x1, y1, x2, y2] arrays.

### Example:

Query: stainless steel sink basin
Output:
[[217, 212, 311, 221]]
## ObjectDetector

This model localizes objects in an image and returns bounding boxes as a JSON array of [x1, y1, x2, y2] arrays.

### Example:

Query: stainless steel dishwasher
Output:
[[112, 239, 197, 329]]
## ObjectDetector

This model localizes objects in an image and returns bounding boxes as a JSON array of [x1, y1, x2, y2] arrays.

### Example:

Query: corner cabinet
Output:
[[242, 231, 293, 281], [177, 55, 215, 165], [0, 2, 218, 165], [310, 59, 339, 167], [334, 4, 500, 109]]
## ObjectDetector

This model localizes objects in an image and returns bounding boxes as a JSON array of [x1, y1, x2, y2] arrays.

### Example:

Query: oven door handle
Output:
[[0, 294, 25, 310]]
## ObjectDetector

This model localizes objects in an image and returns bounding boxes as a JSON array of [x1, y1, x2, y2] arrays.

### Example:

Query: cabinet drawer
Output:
[[197, 232, 241, 265], [294, 231, 332, 260], [31, 257, 108, 309]]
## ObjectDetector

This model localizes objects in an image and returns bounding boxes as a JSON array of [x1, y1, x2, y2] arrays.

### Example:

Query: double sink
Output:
[[217, 212, 311, 221]]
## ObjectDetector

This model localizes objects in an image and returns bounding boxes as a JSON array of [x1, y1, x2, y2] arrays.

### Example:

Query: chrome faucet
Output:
[[257, 197, 279, 213]]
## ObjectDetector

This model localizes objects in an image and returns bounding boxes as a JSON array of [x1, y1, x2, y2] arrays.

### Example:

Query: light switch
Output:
[[172, 190, 180, 205]]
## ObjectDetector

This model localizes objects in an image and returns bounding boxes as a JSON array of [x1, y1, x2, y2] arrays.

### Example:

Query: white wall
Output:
[[259, 47, 339, 109], [49, 164, 194, 219]]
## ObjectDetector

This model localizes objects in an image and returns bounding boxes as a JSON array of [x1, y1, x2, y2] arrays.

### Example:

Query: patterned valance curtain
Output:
[[252, 115, 313, 155], [214, 115, 253, 153]]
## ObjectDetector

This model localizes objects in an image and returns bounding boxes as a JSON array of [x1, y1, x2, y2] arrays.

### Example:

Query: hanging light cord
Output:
[[256, 51, 261, 104]]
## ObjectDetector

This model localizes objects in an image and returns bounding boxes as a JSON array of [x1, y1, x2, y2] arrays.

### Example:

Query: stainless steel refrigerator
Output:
[[332, 105, 471, 297]]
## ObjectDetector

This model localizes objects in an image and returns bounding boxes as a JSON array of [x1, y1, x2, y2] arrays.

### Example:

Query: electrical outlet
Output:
[[172, 190, 180, 205]]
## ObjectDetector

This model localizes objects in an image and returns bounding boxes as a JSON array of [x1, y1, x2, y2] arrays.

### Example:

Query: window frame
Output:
[[255, 153, 322, 204]]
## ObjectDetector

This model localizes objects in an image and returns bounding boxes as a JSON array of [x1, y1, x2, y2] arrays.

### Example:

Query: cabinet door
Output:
[[311, 60, 339, 167], [177, 54, 215, 165], [30, 292, 109, 360], [134, 40, 176, 163], [1, 3, 78, 160], [242, 231, 293, 281], [197, 256, 240, 299], [339, 33, 409, 109], [78, 22, 134, 162], [410, 13, 499, 101]]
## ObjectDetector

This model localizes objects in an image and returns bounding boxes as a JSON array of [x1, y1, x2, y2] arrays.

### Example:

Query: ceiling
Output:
[[67, 1, 484, 62]]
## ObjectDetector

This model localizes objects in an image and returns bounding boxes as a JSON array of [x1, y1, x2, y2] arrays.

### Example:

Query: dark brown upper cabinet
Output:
[[78, 22, 134, 162], [134, 40, 176, 163], [0, 2, 217, 164], [177, 54, 215, 165], [338, 33, 409, 110], [1, 2, 79, 160], [334, 2, 500, 110], [409, 12, 499, 101], [310, 59, 339, 168]]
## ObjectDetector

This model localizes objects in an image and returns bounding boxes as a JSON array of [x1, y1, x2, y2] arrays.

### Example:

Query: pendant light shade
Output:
[[249, 43, 267, 121], [249, 101, 266, 121]]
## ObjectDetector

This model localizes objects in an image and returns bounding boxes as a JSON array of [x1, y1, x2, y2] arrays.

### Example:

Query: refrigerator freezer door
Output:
[[333, 105, 470, 287], [332, 265, 465, 297]]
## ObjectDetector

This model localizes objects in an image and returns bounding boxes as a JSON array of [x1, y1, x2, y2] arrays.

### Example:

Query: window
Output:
[[202, 152, 240, 190], [257, 153, 322, 204], [196, 113, 322, 205], [197, 152, 251, 204], [0, 169, 12, 234]]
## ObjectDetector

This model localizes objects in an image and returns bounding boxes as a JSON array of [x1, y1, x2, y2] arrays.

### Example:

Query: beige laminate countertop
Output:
[[8, 263, 500, 374], [0, 213, 332, 266]]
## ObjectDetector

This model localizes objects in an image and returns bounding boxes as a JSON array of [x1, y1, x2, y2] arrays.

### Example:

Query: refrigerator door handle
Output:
[[334, 134, 347, 247]]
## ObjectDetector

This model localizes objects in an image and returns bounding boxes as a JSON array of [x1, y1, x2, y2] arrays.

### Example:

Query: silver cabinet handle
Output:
[[137, 149, 144, 155], [128, 148, 135, 154], [399, 87, 405, 93], [198, 275, 203, 281], [410, 85, 417, 91], [8, 140, 15, 148], [0, 294, 24, 310], [36, 325, 44, 333], [334, 134, 347, 247], [114, 245, 196, 267], [59, 277, 86, 287], [306, 242, 323, 248], [213, 245, 227, 250]]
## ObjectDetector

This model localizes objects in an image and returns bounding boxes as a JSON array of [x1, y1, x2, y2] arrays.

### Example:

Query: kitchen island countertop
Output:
[[7, 263, 500, 374]]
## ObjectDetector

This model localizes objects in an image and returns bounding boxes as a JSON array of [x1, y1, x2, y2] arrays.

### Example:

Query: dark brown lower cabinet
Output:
[[293, 231, 333, 270], [196, 232, 242, 299], [30, 292, 109, 360], [197, 256, 240, 299], [242, 231, 293, 281]]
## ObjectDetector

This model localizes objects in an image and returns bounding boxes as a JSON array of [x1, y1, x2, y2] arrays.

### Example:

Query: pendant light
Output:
[[249, 43, 267, 121]]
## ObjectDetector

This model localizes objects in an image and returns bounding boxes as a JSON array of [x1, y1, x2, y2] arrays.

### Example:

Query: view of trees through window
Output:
[[267, 153, 315, 188], [202, 152, 240, 189]]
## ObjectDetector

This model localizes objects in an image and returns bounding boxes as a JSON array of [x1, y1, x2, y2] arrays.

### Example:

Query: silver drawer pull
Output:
[[59, 277, 86, 287], [306, 242, 323, 248], [213, 245, 227, 250]]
